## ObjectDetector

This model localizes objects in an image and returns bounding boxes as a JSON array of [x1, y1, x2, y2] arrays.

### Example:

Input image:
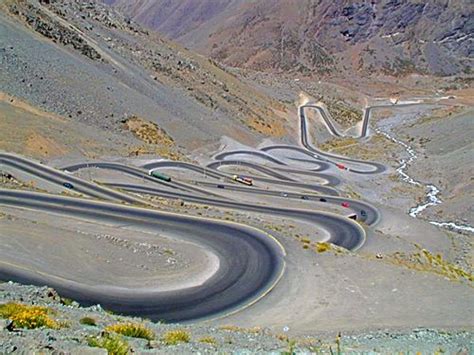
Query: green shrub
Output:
[[88, 334, 129, 355], [80, 316, 97, 326], [60, 297, 74, 306], [163, 329, 190, 345], [106, 322, 154, 340]]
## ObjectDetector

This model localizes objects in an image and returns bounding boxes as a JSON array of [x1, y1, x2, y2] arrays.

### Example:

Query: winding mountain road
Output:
[[0, 189, 285, 322], [0, 99, 398, 322]]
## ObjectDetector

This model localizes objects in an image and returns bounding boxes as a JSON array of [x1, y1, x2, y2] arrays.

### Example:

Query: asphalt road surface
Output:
[[0, 100, 398, 321], [0, 189, 285, 322]]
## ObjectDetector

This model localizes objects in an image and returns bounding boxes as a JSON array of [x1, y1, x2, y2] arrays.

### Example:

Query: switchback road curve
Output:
[[0, 189, 285, 322], [108, 182, 369, 244], [298, 104, 386, 174]]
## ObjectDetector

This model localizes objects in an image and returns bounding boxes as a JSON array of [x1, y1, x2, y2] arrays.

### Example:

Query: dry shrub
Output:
[[106, 322, 155, 340], [0, 302, 60, 329], [162, 329, 191, 345]]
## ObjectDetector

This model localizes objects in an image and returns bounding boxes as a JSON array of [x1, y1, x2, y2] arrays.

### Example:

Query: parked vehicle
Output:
[[149, 170, 172, 182], [63, 182, 74, 189], [319, 198, 327, 202], [232, 175, 253, 186], [341, 201, 350, 208], [217, 184, 225, 189]]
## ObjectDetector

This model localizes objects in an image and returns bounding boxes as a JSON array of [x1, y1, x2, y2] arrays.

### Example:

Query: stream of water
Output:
[[376, 129, 474, 234]]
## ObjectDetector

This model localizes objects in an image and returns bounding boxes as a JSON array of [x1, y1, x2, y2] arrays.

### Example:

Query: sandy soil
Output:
[[0, 207, 219, 292]]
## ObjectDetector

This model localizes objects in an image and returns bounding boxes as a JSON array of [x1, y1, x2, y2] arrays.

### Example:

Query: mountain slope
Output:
[[106, 0, 473, 76], [0, 0, 289, 157]]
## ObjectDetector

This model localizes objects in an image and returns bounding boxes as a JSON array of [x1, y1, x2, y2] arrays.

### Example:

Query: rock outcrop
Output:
[[105, 0, 473, 76]]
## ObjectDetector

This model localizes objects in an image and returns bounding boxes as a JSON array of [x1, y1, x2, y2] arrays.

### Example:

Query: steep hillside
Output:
[[0, 0, 289, 157], [106, 0, 473, 76]]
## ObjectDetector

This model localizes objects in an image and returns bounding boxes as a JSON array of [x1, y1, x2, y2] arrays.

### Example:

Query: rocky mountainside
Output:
[[105, 0, 473, 77], [0, 0, 288, 158], [0, 282, 472, 353]]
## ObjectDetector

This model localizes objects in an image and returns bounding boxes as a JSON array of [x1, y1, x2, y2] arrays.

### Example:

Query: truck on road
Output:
[[149, 170, 172, 182], [232, 175, 253, 186]]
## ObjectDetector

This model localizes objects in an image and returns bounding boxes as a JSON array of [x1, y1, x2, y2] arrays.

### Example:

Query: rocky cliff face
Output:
[[105, 0, 473, 77]]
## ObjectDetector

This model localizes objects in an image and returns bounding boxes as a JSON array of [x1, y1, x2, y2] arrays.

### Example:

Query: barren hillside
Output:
[[106, 0, 473, 76], [0, 0, 289, 157]]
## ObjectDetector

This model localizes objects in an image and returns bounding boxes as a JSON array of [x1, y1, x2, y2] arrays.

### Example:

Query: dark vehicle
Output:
[[63, 182, 74, 189], [149, 170, 172, 182], [217, 184, 225, 189], [348, 214, 357, 220], [319, 198, 327, 202], [301, 195, 308, 200], [360, 210, 367, 217]]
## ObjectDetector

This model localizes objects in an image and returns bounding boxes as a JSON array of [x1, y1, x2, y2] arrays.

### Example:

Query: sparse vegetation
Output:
[[319, 137, 358, 152], [60, 297, 74, 306], [123, 116, 174, 146], [315, 242, 331, 253], [124, 116, 187, 160], [79, 316, 97, 326], [105, 322, 155, 340], [88, 333, 129, 355], [281, 338, 297, 355], [0, 303, 60, 330], [326, 101, 360, 128], [199, 336, 217, 345], [162, 329, 191, 345], [219, 325, 262, 333], [319, 133, 401, 162], [385, 247, 473, 283]]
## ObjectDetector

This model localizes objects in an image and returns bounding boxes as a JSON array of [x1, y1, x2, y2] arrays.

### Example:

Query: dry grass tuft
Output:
[[88, 333, 129, 355], [219, 325, 262, 333], [105, 322, 155, 340], [199, 336, 217, 345], [0, 302, 59, 329], [385, 247, 473, 283], [315, 242, 331, 253], [162, 329, 191, 345]]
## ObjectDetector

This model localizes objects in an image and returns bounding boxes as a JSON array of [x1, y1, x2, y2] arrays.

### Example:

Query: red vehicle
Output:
[[341, 202, 350, 208], [336, 163, 346, 170]]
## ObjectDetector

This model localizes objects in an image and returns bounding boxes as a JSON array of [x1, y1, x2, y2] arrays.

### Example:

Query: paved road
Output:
[[0, 153, 367, 322], [361, 103, 433, 138], [214, 150, 289, 166], [0, 154, 142, 204], [106, 183, 367, 248], [162, 181, 379, 225], [63, 162, 221, 198], [297, 105, 387, 174], [206, 160, 340, 187], [142, 159, 340, 195], [0, 189, 285, 322], [1, 99, 434, 323]]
